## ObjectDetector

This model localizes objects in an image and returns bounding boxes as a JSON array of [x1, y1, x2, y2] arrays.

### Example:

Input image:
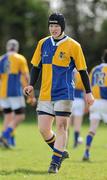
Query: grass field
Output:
[[0, 118, 107, 180]]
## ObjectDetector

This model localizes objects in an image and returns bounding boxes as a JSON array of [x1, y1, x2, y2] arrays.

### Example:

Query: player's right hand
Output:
[[23, 85, 34, 96]]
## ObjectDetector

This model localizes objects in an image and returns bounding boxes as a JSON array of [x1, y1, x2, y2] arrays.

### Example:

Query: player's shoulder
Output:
[[91, 63, 107, 73], [90, 65, 99, 73], [67, 36, 81, 47], [14, 53, 26, 61], [0, 54, 7, 61], [94, 63, 107, 69], [101, 63, 107, 68], [38, 36, 51, 45]]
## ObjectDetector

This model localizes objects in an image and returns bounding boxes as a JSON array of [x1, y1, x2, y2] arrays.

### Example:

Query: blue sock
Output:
[[74, 131, 80, 144], [52, 148, 63, 164], [86, 134, 93, 147], [84, 149, 90, 157], [2, 127, 13, 139]]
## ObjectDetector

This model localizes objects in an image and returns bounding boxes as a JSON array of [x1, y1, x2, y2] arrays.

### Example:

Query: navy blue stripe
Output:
[[55, 111, 71, 117]]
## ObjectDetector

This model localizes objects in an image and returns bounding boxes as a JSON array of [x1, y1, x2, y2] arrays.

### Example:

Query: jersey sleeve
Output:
[[31, 40, 43, 68], [75, 72, 84, 90], [72, 43, 87, 71], [23, 58, 29, 73], [19, 56, 29, 74]]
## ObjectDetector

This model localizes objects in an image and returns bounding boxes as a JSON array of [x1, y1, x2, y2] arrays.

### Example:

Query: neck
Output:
[[54, 32, 65, 40]]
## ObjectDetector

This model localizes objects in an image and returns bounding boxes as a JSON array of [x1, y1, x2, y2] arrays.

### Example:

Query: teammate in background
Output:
[[83, 49, 107, 161], [0, 39, 30, 148], [67, 69, 85, 148], [23, 13, 94, 173]]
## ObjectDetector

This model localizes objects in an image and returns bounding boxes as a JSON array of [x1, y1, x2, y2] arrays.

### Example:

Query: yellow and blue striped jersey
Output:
[[73, 70, 84, 99], [0, 52, 29, 98], [31, 36, 87, 101], [90, 63, 107, 99]]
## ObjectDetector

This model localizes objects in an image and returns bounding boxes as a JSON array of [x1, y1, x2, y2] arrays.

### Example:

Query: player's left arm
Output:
[[72, 43, 94, 106], [79, 70, 94, 106], [79, 70, 91, 94], [20, 57, 30, 87]]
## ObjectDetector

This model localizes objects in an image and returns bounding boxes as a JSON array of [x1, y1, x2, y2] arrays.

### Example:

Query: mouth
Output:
[[52, 32, 58, 36]]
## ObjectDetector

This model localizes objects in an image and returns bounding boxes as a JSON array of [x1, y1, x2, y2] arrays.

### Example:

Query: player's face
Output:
[[49, 24, 61, 39]]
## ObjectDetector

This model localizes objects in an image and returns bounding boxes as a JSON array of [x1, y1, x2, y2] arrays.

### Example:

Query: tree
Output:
[[62, 0, 107, 70], [0, 0, 49, 63]]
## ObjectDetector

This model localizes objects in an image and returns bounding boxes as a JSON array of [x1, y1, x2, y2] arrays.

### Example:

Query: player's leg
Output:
[[83, 118, 100, 161], [2, 109, 14, 130], [73, 115, 83, 148], [12, 108, 25, 128], [83, 100, 101, 160], [0, 108, 14, 148], [48, 100, 71, 173], [1, 97, 25, 147], [37, 101, 56, 150], [1, 108, 25, 147], [66, 115, 73, 147], [0, 98, 13, 147], [48, 115, 70, 173], [73, 99, 85, 148], [38, 114, 55, 149], [0, 98, 12, 131]]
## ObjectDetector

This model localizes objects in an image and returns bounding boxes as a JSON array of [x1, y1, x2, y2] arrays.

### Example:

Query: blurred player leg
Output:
[[73, 115, 83, 148], [83, 118, 100, 161], [0, 97, 26, 148]]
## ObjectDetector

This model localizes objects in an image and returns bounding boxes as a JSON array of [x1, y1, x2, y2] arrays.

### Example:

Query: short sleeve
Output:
[[72, 43, 87, 71], [31, 40, 43, 67], [20, 56, 29, 74]]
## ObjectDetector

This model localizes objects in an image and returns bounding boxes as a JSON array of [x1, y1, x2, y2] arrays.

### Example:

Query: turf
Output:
[[0, 120, 107, 180]]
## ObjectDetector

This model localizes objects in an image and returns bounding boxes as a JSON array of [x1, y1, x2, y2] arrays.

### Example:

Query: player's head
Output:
[[101, 49, 107, 63], [6, 39, 19, 52], [48, 13, 65, 38]]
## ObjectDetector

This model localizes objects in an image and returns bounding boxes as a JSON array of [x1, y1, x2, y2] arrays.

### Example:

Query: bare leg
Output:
[[54, 116, 68, 151], [2, 112, 14, 130], [83, 119, 100, 160], [38, 115, 54, 140]]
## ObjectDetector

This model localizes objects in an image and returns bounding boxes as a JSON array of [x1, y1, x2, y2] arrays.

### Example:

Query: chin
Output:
[[52, 35, 59, 39]]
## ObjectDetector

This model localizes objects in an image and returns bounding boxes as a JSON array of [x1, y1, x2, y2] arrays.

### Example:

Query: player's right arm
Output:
[[23, 39, 44, 97], [23, 66, 41, 96]]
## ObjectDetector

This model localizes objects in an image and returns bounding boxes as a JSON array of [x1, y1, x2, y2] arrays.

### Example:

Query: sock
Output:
[[84, 149, 90, 157], [10, 130, 16, 146], [86, 133, 94, 147], [52, 148, 63, 164], [45, 134, 56, 150], [2, 127, 13, 139], [74, 131, 80, 145]]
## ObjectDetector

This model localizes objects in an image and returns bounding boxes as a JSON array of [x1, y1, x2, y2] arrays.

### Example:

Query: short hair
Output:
[[6, 39, 19, 52]]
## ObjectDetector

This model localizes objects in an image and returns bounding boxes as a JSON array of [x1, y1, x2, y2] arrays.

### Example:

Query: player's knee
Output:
[[57, 121, 67, 132], [89, 130, 96, 136], [38, 125, 50, 136]]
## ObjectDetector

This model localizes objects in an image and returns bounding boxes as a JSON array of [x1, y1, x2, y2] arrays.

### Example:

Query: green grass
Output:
[[0, 120, 107, 180]]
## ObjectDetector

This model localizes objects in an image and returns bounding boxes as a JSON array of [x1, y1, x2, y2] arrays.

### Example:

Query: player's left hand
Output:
[[85, 93, 94, 106]]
